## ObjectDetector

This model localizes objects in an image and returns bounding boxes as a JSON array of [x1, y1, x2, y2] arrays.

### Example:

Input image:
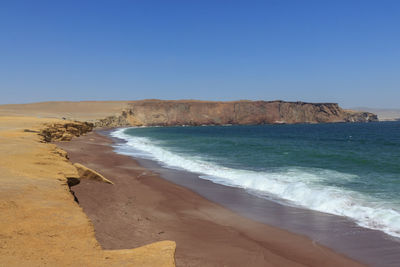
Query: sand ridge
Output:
[[0, 101, 131, 122]]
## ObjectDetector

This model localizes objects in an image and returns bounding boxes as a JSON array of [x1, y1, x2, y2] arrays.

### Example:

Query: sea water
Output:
[[111, 122, 400, 238]]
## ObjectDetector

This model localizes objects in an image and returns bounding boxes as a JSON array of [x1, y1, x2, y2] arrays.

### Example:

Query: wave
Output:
[[111, 128, 400, 238]]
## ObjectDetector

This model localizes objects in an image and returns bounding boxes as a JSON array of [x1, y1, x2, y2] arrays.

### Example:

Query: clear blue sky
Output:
[[1, 0, 399, 108]]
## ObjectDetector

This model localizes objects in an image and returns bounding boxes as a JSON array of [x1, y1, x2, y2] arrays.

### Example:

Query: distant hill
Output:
[[351, 107, 400, 121], [95, 100, 378, 127], [0, 100, 378, 126]]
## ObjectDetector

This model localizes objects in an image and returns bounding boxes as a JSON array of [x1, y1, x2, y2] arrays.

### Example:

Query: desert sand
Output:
[[0, 116, 175, 266], [0, 101, 130, 122]]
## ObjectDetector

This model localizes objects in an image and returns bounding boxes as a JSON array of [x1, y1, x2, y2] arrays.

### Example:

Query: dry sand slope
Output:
[[0, 101, 130, 122], [0, 116, 175, 266]]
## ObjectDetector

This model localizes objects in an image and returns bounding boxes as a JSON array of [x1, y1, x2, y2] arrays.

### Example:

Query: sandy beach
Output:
[[57, 130, 364, 267]]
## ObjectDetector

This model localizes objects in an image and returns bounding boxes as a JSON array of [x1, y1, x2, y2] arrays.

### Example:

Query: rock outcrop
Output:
[[73, 163, 114, 184], [40, 121, 94, 142], [95, 100, 378, 127], [95, 113, 131, 128], [344, 110, 379, 122]]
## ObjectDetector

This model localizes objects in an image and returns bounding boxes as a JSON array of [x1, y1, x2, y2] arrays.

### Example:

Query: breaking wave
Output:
[[111, 128, 400, 238]]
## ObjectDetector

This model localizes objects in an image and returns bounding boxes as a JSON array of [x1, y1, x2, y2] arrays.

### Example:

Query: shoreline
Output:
[[108, 128, 400, 266], [132, 153, 400, 266], [57, 130, 365, 266]]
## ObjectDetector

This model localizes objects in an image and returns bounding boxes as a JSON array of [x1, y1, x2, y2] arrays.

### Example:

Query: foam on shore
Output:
[[111, 128, 400, 238]]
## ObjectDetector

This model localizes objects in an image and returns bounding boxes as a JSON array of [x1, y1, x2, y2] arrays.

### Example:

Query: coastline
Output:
[[57, 130, 365, 267], [109, 126, 400, 266], [132, 153, 400, 266]]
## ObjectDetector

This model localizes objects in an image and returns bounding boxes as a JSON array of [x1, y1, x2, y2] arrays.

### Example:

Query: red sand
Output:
[[57, 132, 364, 267]]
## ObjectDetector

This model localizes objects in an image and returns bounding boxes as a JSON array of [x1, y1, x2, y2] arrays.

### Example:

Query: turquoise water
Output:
[[112, 122, 400, 237]]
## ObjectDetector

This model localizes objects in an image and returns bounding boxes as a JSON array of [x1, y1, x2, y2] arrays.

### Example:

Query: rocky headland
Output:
[[94, 100, 378, 127]]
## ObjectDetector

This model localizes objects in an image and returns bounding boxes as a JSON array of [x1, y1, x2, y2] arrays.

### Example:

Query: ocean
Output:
[[111, 122, 400, 239]]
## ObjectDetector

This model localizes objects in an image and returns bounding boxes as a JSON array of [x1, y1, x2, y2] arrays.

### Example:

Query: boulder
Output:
[[73, 163, 114, 184], [39, 121, 93, 142]]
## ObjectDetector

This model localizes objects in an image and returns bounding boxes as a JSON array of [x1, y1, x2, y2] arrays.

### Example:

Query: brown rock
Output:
[[60, 132, 73, 141], [73, 163, 114, 184], [94, 100, 378, 127], [40, 121, 94, 142]]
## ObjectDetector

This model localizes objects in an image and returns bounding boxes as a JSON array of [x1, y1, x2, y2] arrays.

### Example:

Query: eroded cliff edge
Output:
[[96, 100, 378, 127], [0, 117, 176, 266]]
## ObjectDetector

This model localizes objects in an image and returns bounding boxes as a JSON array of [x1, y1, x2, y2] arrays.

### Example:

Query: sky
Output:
[[0, 0, 399, 108]]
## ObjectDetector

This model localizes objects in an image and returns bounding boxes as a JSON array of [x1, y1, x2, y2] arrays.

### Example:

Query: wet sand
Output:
[[57, 131, 366, 267], [136, 157, 400, 267]]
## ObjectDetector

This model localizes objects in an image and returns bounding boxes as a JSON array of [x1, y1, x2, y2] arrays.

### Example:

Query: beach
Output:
[[1, 102, 397, 266], [57, 130, 364, 266]]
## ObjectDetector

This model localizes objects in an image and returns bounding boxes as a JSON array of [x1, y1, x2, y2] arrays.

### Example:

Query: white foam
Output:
[[111, 128, 400, 238]]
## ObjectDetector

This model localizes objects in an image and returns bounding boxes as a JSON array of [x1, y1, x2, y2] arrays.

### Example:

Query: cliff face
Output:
[[39, 121, 94, 142], [95, 100, 378, 127]]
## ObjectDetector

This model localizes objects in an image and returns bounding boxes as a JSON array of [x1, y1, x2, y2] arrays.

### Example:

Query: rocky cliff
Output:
[[95, 100, 378, 127], [40, 121, 94, 142]]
